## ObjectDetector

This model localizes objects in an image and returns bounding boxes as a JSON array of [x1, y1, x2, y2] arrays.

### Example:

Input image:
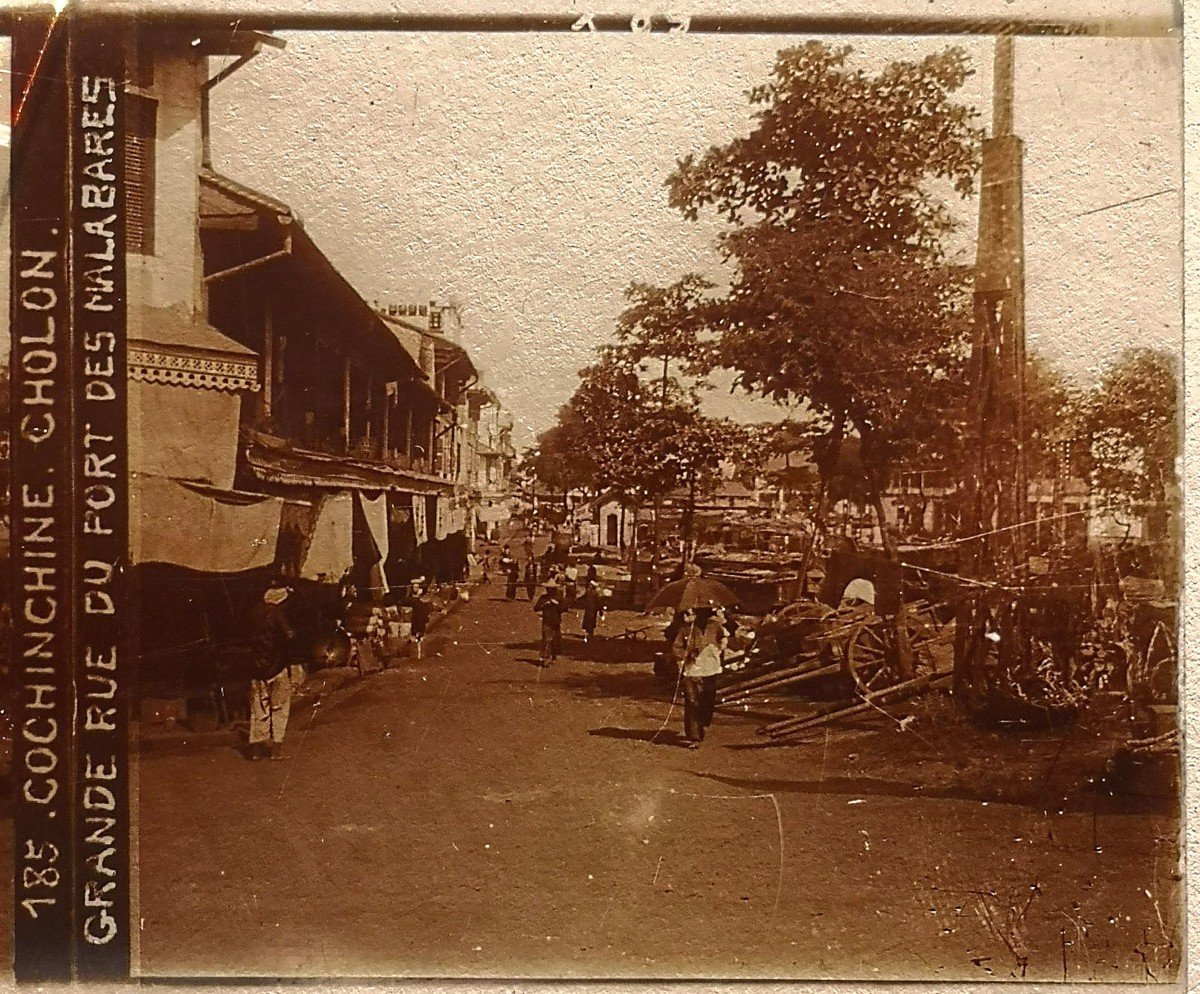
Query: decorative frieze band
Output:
[[129, 344, 260, 393]]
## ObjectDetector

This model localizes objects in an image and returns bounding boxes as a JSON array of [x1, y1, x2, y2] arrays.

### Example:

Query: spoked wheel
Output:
[[844, 613, 937, 694]]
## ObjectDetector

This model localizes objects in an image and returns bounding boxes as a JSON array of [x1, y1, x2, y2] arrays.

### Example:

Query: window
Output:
[[127, 32, 154, 89], [125, 93, 157, 255]]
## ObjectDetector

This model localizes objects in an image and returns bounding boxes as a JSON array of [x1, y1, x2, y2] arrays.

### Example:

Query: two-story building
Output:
[[124, 29, 478, 706], [378, 302, 516, 544], [466, 385, 516, 539]]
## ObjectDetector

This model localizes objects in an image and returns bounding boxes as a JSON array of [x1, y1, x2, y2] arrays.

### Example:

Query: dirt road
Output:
[[131, 587, 1180, 981]]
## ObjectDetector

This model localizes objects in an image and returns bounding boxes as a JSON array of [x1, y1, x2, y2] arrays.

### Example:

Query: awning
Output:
[[129, 305, 259, 393], [244, 431, 454, 495], [200, 168, 427, 384], [301, 492, 353, 581], [131, 476, 281, 573]]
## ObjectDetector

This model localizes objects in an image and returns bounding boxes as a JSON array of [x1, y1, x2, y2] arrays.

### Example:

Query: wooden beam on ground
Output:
[[766, 673, 951, 737]]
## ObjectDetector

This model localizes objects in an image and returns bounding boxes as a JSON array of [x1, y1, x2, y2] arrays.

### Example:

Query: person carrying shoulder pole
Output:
[[533, 580, 564, 667], [680, 607, 727, 749]]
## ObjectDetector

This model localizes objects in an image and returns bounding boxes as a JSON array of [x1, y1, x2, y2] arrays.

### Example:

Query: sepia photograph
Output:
[[0, 0, 1185, 985]]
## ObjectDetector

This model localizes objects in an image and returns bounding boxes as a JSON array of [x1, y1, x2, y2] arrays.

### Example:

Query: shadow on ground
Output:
[[504, 634, 662, 666], [589, 725, 691, 748], [557, 668, 670, 703], [691, 767, 1166, 815]]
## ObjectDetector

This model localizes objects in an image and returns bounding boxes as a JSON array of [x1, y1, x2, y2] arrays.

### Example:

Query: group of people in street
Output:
[[486, 538, 609, 667], [242, 569, 445, 761], [242, 527, 733, 759]]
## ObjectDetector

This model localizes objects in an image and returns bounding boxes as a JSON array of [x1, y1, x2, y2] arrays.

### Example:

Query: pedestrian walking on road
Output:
[[679, 607, 727, 749], [523, 558, 539, 600], [533, 581, 565, 666], [247, 579, 301, 760], [499, 546, 518, 600], [409, 579, 433, 658], [579, 580, 603, 643]]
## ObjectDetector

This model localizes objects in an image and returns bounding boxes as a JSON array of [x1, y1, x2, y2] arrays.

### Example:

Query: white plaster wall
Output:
[[128, 53, 206, 316]]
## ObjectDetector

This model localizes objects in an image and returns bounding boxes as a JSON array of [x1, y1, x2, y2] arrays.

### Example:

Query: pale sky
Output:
[[208, 29, 1181, 447], [0, 13, 1183, 450]]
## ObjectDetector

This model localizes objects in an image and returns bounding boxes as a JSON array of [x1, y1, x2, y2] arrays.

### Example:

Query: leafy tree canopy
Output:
[[665, 42, 982, 504], [1081, 347, 1178, 511]]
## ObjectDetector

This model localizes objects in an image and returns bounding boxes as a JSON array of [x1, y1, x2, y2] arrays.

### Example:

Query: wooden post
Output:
[[260, 306, 273, 421], [382, 382, 391, 456], [342, 355, 352, 452], [956, 32, 1027, 699]]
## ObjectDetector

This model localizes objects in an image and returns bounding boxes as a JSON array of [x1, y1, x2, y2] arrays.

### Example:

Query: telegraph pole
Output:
[[954, 35, 1029, 703], [967, 34, 1028, 571]]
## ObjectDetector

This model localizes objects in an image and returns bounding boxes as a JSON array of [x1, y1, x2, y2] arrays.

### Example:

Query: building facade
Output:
[[122, 31, 499, 704]]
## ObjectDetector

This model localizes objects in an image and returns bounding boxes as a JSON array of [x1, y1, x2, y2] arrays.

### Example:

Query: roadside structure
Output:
[[378, 302, 516, 545], [120, 30, 499, 712]]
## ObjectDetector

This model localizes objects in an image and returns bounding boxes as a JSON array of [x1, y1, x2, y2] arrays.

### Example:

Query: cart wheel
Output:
[[844, 614, 937, 694], [844, 618, 895, 694]]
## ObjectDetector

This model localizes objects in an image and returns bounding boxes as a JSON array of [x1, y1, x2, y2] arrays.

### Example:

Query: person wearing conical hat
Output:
[[533, 580, 564, 666]]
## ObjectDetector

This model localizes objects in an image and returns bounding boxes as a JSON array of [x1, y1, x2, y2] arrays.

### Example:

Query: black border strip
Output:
[[9, 11, 75, 982], [67, 21, 131, 980]]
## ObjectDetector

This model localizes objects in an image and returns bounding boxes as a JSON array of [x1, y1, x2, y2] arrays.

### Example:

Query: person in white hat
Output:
[[578, 580, 603, 644], [246, 578, 299, 760]]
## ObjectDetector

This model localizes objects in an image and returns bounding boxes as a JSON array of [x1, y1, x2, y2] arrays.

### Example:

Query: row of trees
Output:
[[523, 41, 1178, 566]]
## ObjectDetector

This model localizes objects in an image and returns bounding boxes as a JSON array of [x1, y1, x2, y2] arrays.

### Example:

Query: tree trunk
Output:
[[870, 488, 916, 681], [682, 471, 698, 564], [798, 480, 827, 598], [800, 414, 847, 598], [651, 493, 660, 564]]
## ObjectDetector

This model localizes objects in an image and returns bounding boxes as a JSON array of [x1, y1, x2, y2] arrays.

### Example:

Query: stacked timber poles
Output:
[[763, 673, 954, 741], [716, 601, 954, 743]]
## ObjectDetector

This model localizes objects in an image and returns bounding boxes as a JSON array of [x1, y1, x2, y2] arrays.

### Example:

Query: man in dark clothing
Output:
[[523, 558, 540, 600], [533, 582, 565, 666], [247, 580, 300, 760], [579, 580, 603, 643], [408, 579, 434, 657]]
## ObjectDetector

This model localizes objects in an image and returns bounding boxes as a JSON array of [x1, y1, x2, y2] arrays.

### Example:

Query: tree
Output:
[[525, 407, 600, 499], [533, 346, 746, 562], [667, 42, 982, 675], [1081, 347, 1178, 519], [667, 42, 979, 521], [613, 276, 721, 555], [1023, 354, 1080, 481], [615, 276, 715, 406]]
